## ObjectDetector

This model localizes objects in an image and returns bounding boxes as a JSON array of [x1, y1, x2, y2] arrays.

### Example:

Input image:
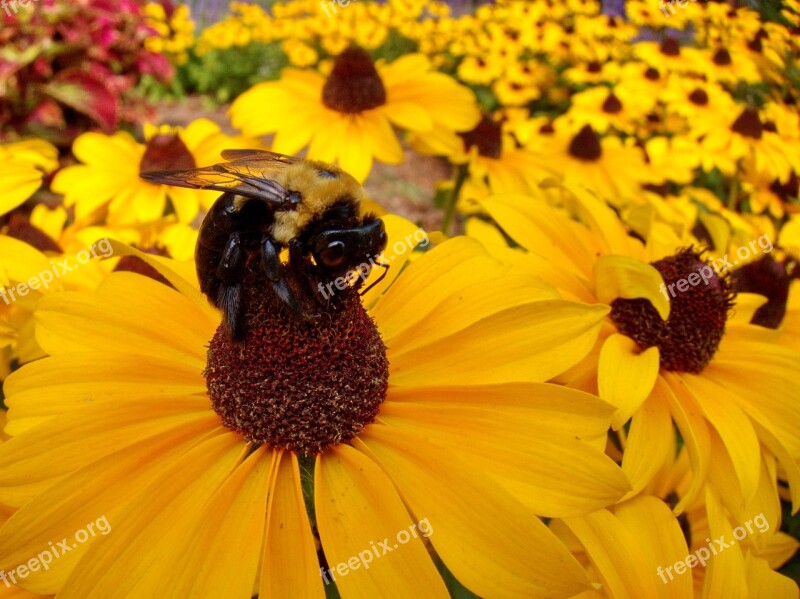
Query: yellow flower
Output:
[[0, 140, 58, 217], [525, 124, 651, 202], [230, 46, 480, 182], [51, 120, 261, 225], [0, 220, 630, 597], [701, 106, 800, 184], [473, 189, 800, 520]]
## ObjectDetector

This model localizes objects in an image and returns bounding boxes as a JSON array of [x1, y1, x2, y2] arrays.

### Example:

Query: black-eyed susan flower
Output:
[[0, 140, 58, 217], [230, 46, 480, 182], [701, 106, 800, 185], [525, 124, 650, 202], [0, 217, 630, 598], [51, 119, 261, 225], [474, 189, 800, 522]]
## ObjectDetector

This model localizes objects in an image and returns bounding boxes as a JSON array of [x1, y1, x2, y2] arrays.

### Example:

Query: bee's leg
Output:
[[262, 236, 307, 317], [215, 233, 246, 340]]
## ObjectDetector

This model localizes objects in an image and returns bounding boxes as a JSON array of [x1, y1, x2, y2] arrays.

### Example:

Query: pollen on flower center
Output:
[[322, 46, 387, 114], [205, 264, 389, 456], [609, 249, 734, 373]]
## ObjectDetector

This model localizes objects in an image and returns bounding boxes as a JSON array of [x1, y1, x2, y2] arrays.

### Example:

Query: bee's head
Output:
[[308, 212, 387, 279]]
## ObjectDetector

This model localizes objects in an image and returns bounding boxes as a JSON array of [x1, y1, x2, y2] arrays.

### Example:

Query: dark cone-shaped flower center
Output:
[[712, 48, 733, 66], [206, 266, 389, 455], [731, 108, 763, 139], [732, 255, 794, 329], [322, 46, 387, 114], [688, 89, 709, 106], [602, 93, 623, 114], [609, 249, 734, 373], [4, 212, 62, 253], [660, 37, 681, 56], [140, 133, 196, 174], [644, 67, 660, 81], [459, 114, 503, 159], [568, 125, 602, 161]]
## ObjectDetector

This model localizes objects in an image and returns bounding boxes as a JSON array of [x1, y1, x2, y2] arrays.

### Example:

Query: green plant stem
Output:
[[441, 163, 469, 236]]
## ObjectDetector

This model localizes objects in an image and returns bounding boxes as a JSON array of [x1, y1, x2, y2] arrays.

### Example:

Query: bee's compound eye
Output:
[[319, 240, 346, 267]]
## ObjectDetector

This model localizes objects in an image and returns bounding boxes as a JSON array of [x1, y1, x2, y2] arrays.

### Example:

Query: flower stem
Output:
[[441, 163, 469, 236]]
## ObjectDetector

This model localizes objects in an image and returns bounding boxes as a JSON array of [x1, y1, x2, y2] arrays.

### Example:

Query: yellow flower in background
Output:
[[411, 113, 546, 205], [0, 140, 58, 217], [51, 119, 261, 225], [230, 46, 480, 182], [0, 221, 630, 598], [525, 124, 650, 203], [701, 106, 800, 184], [471, 190, 800, 522]]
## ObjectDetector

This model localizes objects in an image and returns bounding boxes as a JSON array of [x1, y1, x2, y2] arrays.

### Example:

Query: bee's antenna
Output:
[[360, 260, 390, 295]]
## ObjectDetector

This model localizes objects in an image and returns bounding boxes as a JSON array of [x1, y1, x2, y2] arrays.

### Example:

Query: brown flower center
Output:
[[609, 249, 734, 373], [602, 93, 623, 114], [688, 89, 709, 106], [732, 255, 795, 329], [139, 134, 196, 174], [205, 265, 389, 455], [644, 67, 661, 81], [460, 114, 503, 159], [568, 125, 602, 161], [4, 213, 62, 253], [731, 107, 763, 139], [660, 37, 681, 56], [712, 48, 732, 66], [321, 46, 387, 114]]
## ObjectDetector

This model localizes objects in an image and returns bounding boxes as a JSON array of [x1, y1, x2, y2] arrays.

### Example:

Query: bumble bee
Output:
[[141, 150, 388, 340]]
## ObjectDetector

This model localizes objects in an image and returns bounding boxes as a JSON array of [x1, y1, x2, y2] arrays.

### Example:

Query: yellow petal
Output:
[[0, 417, 222, 593], [168, 447, 272, 598], [745, 554, 800, 599], [614, 497, 693, 599], [376, 400, 629, 517], [598, 333, 660, 429], [662, 374, 711, 513], [356, 425, 591, 598], [4, 352, 205, 436], [594, 254, 670, 320], [315, 444, 448, 598], [681, 373, 761, 504], [562, 497, 690, 599], [34, 273, 215, 368], [261, 452, 325, 599], [57, 432, 246, 599], [389, 299, 609, 386], [370, 236, 500, 340], [0, 397, 210, 506], [702, 488, 747, 599], [621, 389, 675, 497]]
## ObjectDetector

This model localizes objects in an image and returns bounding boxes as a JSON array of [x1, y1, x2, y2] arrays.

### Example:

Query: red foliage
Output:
[[0, 0, 173, 147]]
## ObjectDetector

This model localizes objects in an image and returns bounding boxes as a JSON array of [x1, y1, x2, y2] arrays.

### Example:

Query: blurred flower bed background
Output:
[[1, 0, 800, 597]]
